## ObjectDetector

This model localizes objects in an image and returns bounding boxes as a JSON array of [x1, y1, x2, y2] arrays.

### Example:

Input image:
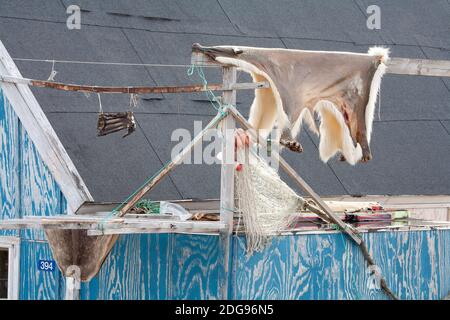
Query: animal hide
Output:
[[192, 43, 389, 165]]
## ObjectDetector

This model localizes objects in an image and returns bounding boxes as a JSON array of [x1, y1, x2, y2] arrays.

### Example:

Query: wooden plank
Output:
[[387, 57, 450, 77], [0, 75, 269, 94], [219, 66, 237, 300], [0, 40, 93, 213], [118, 110, 228, 216]]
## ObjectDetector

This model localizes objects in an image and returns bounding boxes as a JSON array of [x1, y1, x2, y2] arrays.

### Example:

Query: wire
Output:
[[12, 57, 218, 68]]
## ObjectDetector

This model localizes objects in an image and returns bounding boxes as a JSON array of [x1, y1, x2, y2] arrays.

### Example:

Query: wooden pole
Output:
[[64, 265, 81, 300], [219, 66, 237, 300], [0, 75, 268, 94], [118, 110, 228, 216]]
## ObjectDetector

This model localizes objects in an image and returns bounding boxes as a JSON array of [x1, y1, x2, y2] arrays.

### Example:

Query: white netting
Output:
[[235, 147, 304, 253]]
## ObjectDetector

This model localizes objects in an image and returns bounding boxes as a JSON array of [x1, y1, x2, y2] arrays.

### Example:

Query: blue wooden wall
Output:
[[1, 88, 450, 300], [76, 230, 450, 300], [0, 89, 66, 299]]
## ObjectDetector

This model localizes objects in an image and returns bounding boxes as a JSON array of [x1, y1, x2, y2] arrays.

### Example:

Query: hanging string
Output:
[[129, 93, 139, 110], [13, 57, 218, 69], [47, 60, 58, 81], [97, 93, 103, 113]]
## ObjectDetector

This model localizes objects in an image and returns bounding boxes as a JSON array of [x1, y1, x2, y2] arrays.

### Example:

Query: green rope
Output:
[[133, 199, 160, 214], [187, 64, 228, 113]]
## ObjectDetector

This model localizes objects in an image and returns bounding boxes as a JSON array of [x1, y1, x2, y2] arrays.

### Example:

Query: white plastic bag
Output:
[[159, 201, 192, 221]]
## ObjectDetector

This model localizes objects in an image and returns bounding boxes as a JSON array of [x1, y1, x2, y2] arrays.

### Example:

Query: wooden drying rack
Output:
[[1, 48, 450, 300]]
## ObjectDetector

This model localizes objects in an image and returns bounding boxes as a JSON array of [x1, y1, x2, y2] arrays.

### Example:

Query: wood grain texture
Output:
[[169, 234, 220, 299], [0, 90, 20, 237], [20, 126, 66, 241], [81, 234, 171, 300], [232, 230, 450, 300], [13, 229, 450, 300], [19, 240, 62, 300]]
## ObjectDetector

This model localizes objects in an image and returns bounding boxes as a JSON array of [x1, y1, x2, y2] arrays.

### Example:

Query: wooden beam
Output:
[[0, 75, 269, 94], [387, 57, 450, 77], [87, 221, 226, 236], [65, 272, 80, 300], [219, 66, 237, 300], [117, 110, 228, 216], [0, 40, 93, 213], [228, 106, 362, 245]]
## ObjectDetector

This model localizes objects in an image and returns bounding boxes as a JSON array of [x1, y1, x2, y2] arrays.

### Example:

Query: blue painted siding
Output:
[[78, 231, 450, 300], [1, 89, 67, 299], [2, 88, 450, 300]]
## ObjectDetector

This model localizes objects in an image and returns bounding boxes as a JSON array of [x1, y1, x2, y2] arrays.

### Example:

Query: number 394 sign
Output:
[[38, 260, 56, 272]]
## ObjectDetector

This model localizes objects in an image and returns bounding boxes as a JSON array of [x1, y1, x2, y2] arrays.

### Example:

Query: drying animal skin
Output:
[[192, 43, 389, 164], [97, 111, 136, 138]]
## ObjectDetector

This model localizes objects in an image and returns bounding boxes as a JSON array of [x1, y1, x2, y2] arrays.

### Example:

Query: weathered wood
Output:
[[0, 40, 92, 213], [0, 75, 268, 94], [219, 66, 237, 300], [118, 110, 228, 216], [387, 57, 450, 77], [65, 274, 80, 300], [0, 89, 20, 238]]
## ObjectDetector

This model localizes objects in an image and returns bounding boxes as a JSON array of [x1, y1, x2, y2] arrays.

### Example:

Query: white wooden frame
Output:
[[0, 40, 93, 213], [0, 236, 20, 300]]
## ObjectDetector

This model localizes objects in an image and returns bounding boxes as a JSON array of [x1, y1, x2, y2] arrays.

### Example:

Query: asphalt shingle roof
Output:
[[0, 0, 449, 201]]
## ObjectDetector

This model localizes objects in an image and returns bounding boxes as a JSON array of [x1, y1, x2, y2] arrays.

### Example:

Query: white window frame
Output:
[[0, 236, 20, 300]]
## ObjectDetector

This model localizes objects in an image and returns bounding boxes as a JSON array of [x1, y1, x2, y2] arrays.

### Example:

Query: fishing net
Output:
[[234, 147, 304, 253]]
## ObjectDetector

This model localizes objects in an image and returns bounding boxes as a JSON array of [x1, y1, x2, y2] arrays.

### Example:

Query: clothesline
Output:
[[12, 57, 218, 68]]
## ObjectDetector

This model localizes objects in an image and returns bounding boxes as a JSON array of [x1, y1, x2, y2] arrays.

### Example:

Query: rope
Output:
[[187, 64, 225, 112], [12, 57, 218, 69]]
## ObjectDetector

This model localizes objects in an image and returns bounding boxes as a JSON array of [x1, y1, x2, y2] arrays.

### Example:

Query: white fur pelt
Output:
[[314, 47, 389, 164], [218, 47, 389, 165], [366, 47, 390, 143], [314, 100, 363, 165]]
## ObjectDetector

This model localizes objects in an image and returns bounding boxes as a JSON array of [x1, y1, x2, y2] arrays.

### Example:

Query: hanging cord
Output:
[[47, 60, 58, 81], [129, 93, 139, 110], [13, 57, 219, 68], [97, 93, 103, 113]]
